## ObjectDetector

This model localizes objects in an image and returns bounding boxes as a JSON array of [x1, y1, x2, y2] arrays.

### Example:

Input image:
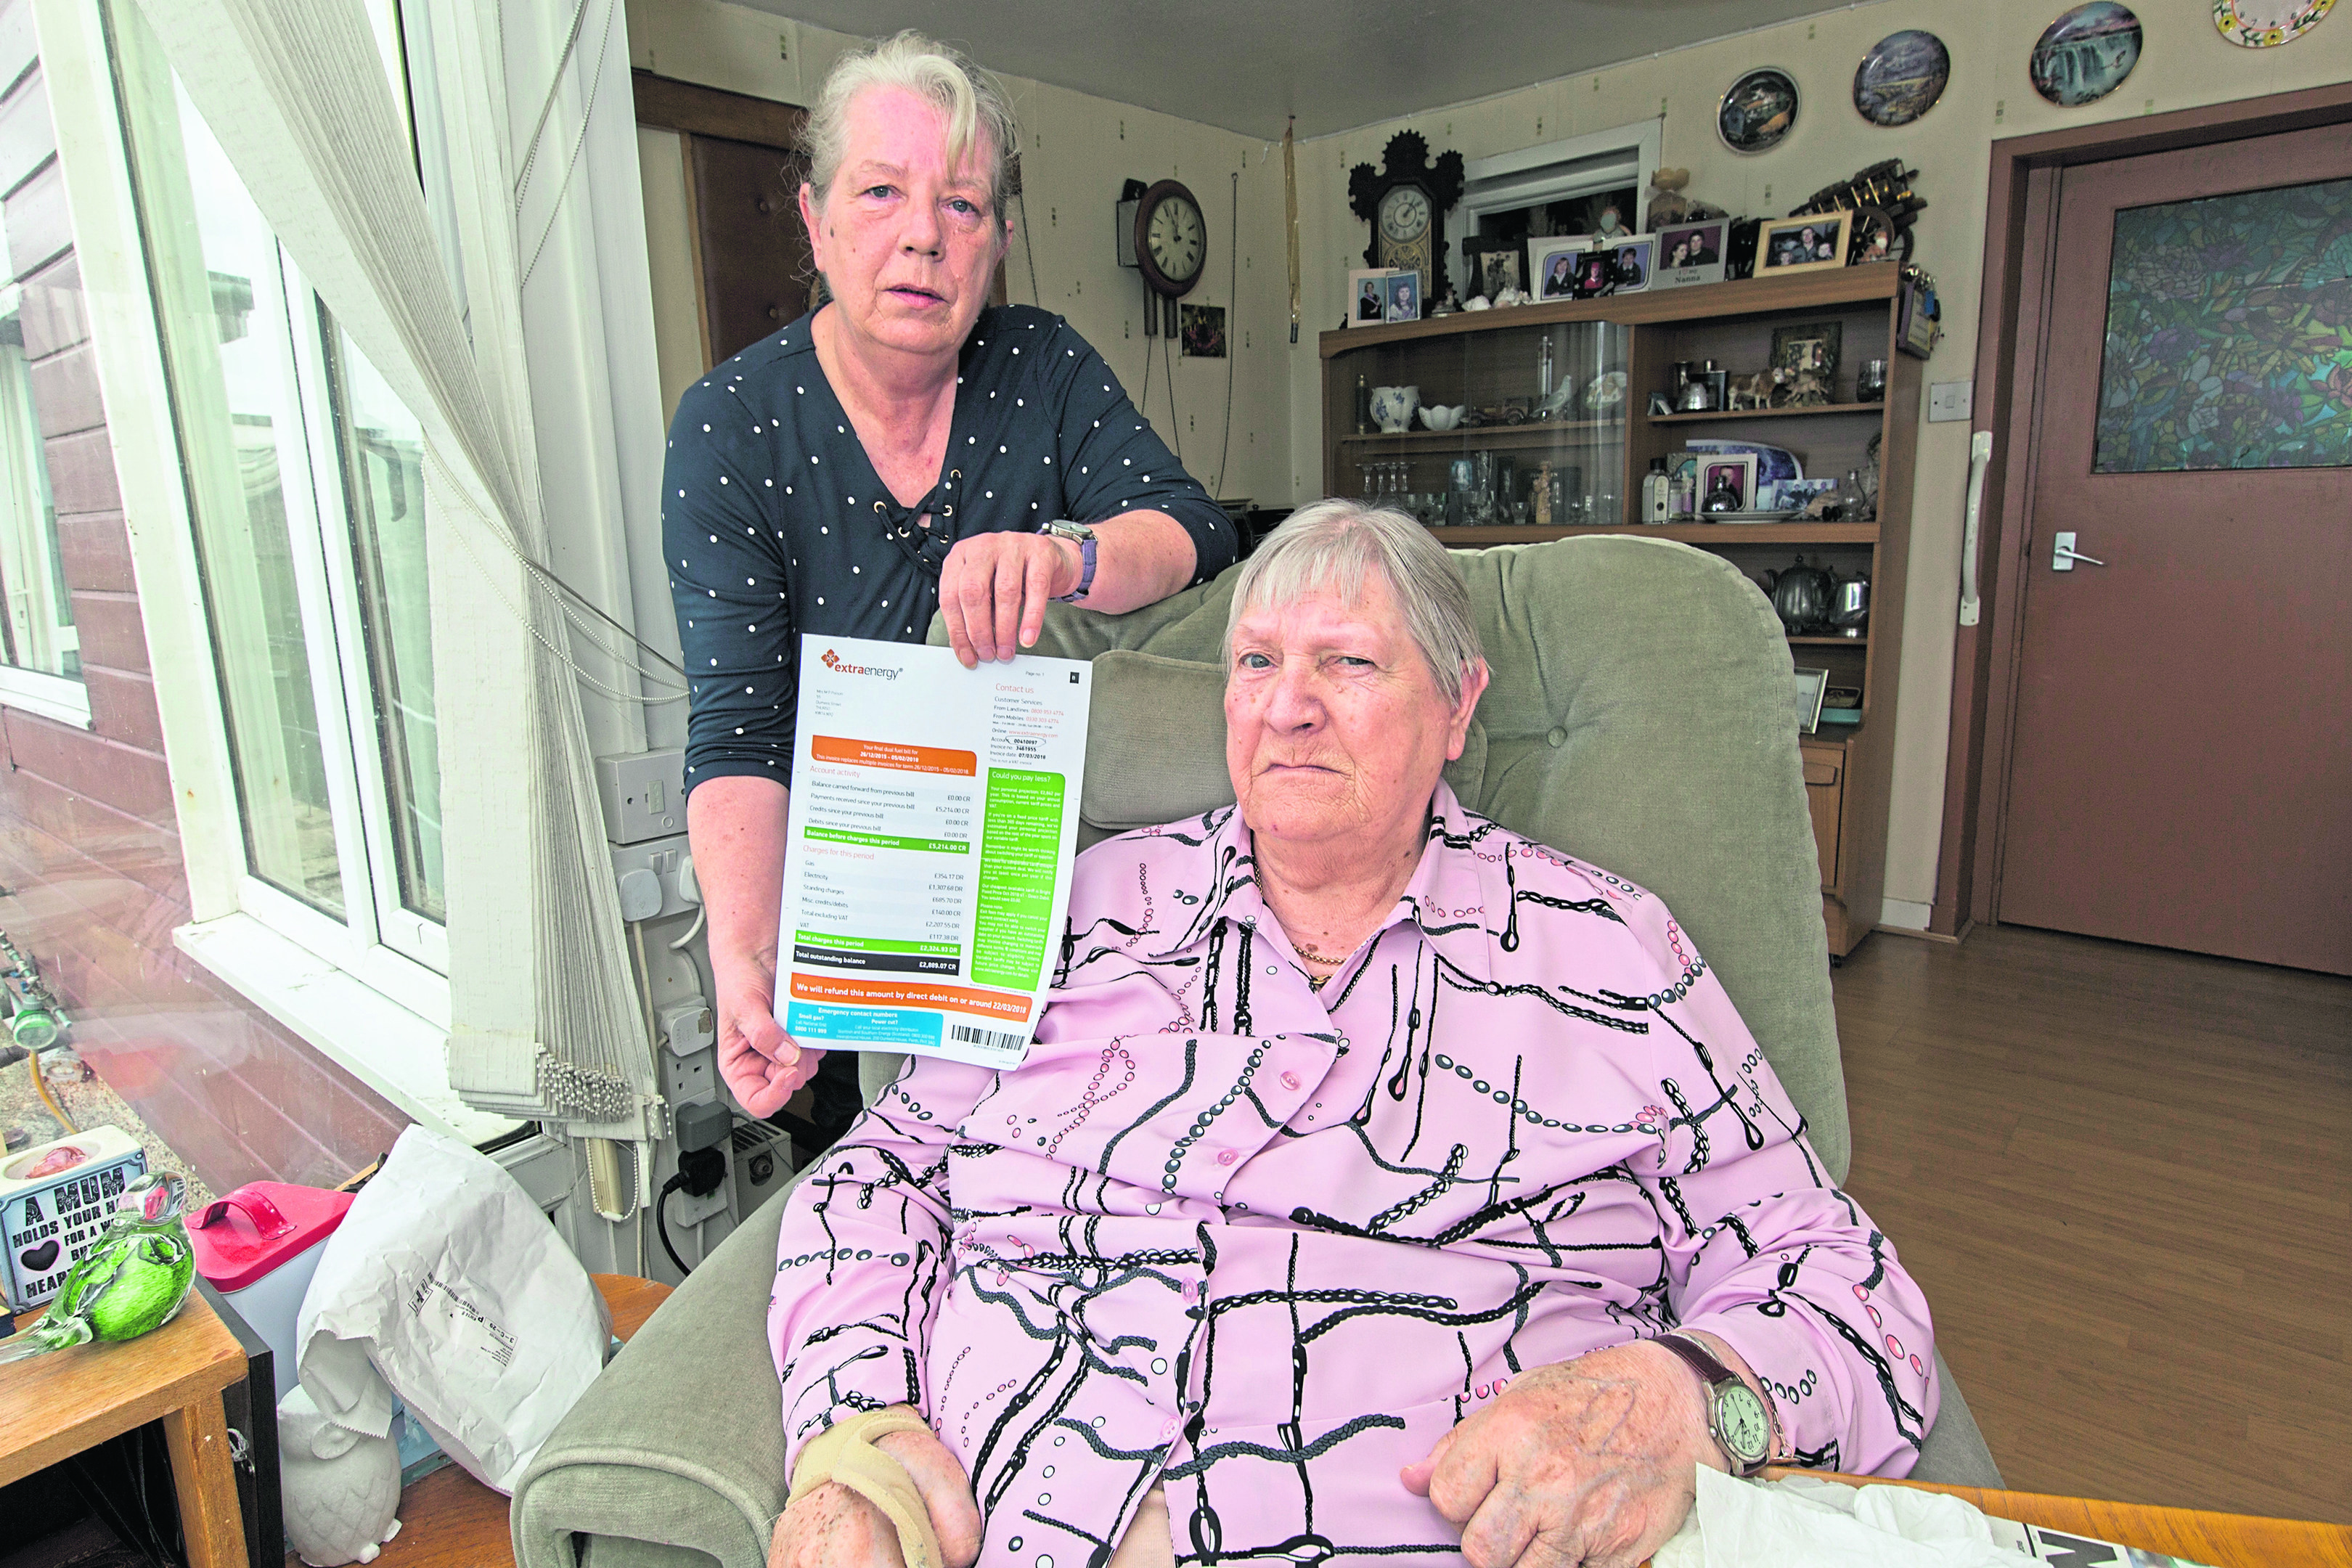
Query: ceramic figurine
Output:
[[279, 1384, 404, 1566], [1726, 372, 1770, 411], [1461, 294, 1492, 311], [0, 1172, 194, 1364], [1642, 168, 1729, 229]]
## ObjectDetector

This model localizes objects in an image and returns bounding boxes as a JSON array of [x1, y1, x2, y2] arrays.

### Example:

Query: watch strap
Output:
[[1045, 522, 1098, 603], [1654, 1332, 1773, 1477]]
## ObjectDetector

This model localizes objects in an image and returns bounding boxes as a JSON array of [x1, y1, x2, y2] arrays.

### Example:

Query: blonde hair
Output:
[[1225, 501, 1486, 708], [801, 31, 1019, 212]]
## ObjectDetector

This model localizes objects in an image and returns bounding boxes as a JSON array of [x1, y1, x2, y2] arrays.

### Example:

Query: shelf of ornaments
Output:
[[1645, 401, 1887, 425], [1336, 419, 1625, 452]]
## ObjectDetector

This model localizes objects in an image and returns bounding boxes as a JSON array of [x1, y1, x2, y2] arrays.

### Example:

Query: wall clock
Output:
[[1132, 179, 1206, 300], [1348, 131, 1464, 304], [2213, 0, 2335, 46]]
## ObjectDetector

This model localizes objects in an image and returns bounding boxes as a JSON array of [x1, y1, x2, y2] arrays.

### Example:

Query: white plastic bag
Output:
[[295, 1124, 611, 1494]]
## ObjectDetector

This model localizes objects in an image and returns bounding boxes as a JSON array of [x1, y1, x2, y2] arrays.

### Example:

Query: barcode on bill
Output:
[[950, 1024, 1028, 1053]]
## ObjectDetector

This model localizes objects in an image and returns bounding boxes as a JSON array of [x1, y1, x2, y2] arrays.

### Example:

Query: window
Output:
[[0, 267, 86, 727], [107, 0, 447, 1007]]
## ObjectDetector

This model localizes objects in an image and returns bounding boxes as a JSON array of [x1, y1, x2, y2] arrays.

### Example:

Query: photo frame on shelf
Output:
[[1770, 321, 1845, 383], [1792, 666, 1830, 734], [1461, 237, 1524, 302], [1757, 211, 1853, 275], [1699, 453, 1759, 513], [1653, 220, 1728, 289], [1606, 234, 1658, 293], [1348, 268, 1400, 327], [1527, 237, 1588, 301], [1383, 270, 1423, 323]]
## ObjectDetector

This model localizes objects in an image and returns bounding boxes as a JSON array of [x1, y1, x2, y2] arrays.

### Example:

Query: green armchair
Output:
[[511, 536, 2001, 1568]]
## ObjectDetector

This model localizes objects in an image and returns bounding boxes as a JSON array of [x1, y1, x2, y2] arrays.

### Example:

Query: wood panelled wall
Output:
[[0, 2, 405, 1190]]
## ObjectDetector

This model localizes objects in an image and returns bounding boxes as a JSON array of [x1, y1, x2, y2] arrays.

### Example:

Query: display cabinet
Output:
[[1320, 267, 1924, 957]]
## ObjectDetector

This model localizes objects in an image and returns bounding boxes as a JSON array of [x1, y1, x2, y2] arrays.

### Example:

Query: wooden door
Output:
[[688, 132, 817, 365], [1997, 126, 2351, 973]]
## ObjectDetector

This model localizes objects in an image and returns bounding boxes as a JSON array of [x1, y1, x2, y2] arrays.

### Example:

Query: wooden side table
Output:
[[0, 1285, 250, 1567]]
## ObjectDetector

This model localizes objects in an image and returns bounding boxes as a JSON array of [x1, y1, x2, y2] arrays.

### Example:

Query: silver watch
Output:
[[1655, 1332, 1776, 1477], [1041, 519, 1098, 603]]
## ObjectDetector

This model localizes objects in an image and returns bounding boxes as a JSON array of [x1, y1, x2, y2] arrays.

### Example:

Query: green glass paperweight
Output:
[[0, 1170, 195, 1363]]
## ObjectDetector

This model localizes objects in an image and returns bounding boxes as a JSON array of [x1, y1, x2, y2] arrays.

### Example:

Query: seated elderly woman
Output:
[[764, 502, 1937, 1568]]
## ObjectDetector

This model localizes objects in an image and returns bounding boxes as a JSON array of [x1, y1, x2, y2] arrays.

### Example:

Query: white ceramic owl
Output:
[[277, 1384, 404, 1566]]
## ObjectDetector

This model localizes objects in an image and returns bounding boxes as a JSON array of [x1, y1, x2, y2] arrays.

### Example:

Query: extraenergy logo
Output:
[[819, 648, 903, 680]]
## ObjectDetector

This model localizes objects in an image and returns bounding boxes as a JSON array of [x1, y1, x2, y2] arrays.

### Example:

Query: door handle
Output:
[[1959, 431, 1992, 625], [2051, 531, 2105, 571]]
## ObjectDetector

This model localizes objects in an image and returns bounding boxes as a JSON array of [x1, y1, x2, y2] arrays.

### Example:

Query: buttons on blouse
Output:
[[1215, 1149, 1238, 1166], [1280, 1071, 1302, 1090]]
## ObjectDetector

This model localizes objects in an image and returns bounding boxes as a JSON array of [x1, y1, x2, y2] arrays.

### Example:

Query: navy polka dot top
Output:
[[664, 304, 1234, 796]]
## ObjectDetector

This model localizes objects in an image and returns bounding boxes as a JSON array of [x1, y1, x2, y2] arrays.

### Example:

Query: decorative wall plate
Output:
[[2213, 0, 2335, 45], [1853, 30, 1951, 126], [1718, 68, 1800, 153], [2030, 2, 2144, 106]]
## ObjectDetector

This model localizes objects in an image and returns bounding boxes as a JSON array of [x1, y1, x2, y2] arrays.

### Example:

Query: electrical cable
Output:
[[656, 1175, 690, 1277], [668, 905, 707, 951]]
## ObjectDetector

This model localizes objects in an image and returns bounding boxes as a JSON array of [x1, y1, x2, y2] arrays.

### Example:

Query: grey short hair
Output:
[[801, 31, 1019, 213], [1224, 501, 1485, 708]]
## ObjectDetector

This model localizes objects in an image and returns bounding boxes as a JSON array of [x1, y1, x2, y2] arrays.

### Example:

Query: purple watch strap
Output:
[[1051, 531, 1098, 603]]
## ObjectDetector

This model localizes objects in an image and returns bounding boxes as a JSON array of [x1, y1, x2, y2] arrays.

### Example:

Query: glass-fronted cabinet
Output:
[[1323, 319, 1630, 529]]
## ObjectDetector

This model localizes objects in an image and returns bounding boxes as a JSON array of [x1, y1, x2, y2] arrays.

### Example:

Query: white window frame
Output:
[[30, 0, 501, 1140], [0, 279, 91, 728], [1442, 119, 1664, 269]]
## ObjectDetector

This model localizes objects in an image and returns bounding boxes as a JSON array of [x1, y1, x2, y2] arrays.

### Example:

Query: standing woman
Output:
[[665, 33, 1234, 1140]]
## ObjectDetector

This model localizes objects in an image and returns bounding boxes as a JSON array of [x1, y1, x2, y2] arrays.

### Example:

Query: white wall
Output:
[[626, 0, 1295, 507], [1289, 1, 2352, 915]]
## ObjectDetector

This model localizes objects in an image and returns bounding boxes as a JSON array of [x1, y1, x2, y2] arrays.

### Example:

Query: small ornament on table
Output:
[[0, 1172, 195, 1363]]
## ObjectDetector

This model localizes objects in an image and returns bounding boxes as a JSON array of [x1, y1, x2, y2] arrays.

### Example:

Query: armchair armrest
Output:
[[511, 1186, 796, 1568]]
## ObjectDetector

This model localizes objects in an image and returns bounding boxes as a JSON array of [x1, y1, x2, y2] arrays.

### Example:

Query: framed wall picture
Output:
[[1653, 220, 1728, 289], [1347, 267, 1400, 327], [1608, 234, 1658, 293], [1792, 666, 1831, 734], [1758, 212, 1852, 274], [1528, 237, 1588, 301], [1383, 269, 1423, 323]]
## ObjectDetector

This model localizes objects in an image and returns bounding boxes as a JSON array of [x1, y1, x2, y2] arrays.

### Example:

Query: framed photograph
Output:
[[1771, 321, 1845, 382], [1383, 269, 1422, 323], [1347, 268, 1397, 327], [1699, 453, 1758, 513], [1179, 303, 1226, 358], [1528, 237, 1588, 302], [1791, 666, 1831, 734], [1653, 221, 1728, 289], [1608, 234, 1658, 294], [1462, 237, 1523, 302], [1758, 211, 1853, 275]]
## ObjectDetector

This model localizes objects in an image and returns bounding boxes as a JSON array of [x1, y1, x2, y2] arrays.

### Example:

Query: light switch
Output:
[[1928, 382, 1974, 422]]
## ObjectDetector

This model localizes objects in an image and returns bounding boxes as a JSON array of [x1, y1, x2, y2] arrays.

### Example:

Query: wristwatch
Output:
[[1042, 519, 1098, 603], [1654, 1332, 1776, 1477]]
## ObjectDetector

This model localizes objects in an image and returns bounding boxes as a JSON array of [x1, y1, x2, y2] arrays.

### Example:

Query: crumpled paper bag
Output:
[[295, 1124, 612, 1494]]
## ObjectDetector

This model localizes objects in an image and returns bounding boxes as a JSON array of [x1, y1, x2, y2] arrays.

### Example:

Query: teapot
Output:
[[1761, 556, 1832, 634]]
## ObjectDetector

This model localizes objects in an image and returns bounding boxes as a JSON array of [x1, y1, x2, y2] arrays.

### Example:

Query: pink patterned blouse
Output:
[[769, 784, 1937, 1567]]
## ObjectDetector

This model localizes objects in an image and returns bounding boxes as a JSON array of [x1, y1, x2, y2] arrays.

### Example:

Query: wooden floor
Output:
[[1836, 923, 2351, 1526]]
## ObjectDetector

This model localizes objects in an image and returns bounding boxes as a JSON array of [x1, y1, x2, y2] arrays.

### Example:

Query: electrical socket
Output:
[[595, 749, 686, 845], [611, 833, 695, 921], [659, 1038, 719, 1106]]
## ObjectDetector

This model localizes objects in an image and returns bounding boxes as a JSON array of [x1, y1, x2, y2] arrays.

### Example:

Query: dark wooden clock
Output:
[[1348, 131, 1464, 303]]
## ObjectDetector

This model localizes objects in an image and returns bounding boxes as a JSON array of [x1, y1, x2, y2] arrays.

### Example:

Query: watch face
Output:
[[1715, 1382, 1773, 1465], [1380, 185, 1432, 242], [1146, 196, 1206, 284]]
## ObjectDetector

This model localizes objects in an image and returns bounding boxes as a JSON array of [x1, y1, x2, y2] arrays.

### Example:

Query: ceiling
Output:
[[732, 0, 1858, 141]]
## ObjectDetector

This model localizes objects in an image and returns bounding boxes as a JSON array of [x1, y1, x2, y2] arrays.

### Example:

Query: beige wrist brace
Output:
[[785, 1406, 943, 1568]]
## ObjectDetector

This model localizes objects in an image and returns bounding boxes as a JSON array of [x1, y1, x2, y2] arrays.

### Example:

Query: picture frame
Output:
[[1757, 211, 1853, 275], [1791, 666, 1831, 735], [1770, 321, 1845, 383], [1652, 220, 1728, 289], [1383, 269, 1422, 323], [1527, 237, 1589, 302], [1347, 268, 1400, 327], [1461, 236, 1524, 302], [1699, 453, 1758, 513], [1606, 234, 1658, 294], [1179, 303, 1226, 358]]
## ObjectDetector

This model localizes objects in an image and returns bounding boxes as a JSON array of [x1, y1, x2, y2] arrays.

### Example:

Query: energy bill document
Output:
[[777, 634, 1091, 1069]]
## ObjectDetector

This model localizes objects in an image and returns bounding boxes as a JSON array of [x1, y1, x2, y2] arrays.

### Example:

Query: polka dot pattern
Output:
[[663, 306, 1233, 794]]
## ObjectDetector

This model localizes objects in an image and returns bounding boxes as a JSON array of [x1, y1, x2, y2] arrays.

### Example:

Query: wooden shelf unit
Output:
[[1321, 267, 1922, 957]]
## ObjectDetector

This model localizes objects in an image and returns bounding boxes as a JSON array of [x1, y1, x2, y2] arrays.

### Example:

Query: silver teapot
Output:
[[1830, 573, 1871, 637]]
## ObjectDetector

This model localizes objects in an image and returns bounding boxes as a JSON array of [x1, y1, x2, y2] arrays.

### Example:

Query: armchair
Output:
[[512, 536, 2000, 1568]]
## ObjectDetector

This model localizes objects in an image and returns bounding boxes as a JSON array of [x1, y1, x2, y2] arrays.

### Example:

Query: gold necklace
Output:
[[1292, 938, 1357, 965]]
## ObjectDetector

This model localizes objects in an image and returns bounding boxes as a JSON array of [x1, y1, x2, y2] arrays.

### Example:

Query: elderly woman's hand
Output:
[[769, 1426, 983, 1568], [939, 530, 1082, 666], [1400, 1341, 1718, 1568]]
